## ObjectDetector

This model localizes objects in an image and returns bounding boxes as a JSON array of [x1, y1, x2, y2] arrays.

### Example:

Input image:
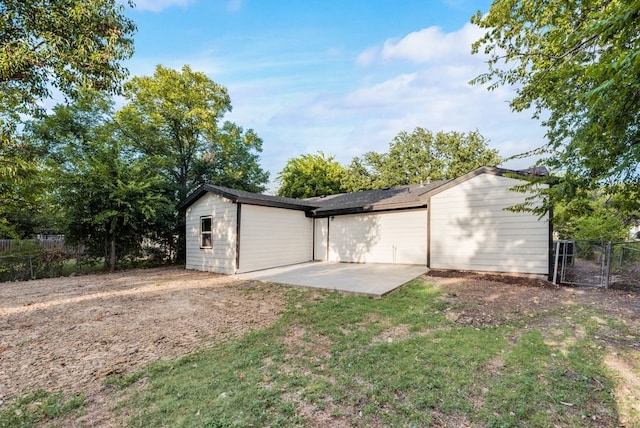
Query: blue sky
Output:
[[125, 0, 545, 191]]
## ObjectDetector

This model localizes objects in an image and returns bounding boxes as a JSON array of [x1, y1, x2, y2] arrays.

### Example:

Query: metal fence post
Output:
[[604, 242, 612, 289], [29, 255, 35, 280], [552, 240, 560, 285]]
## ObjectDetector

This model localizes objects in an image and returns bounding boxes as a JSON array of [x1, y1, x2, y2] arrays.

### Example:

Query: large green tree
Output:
[[341, 155, 382, 194], [471, 0, 640, 210], [192, 121, 269, 193], [0, 0, 136, 111], [29, 90, 170, 272], [117, 65, 269, 258], [0, 137, 45, 238], [344, 129, 501, 191], [0, 0, 136, 238], [277, 151, 348, 198], [554, 186, 638, 241]]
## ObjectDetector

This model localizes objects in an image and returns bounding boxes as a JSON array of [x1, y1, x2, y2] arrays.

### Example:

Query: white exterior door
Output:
[[326, 210, 427, 265], [314, 218, 329, 261]]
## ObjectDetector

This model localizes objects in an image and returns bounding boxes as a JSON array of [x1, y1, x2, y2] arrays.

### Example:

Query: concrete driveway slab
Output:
[[236, 262, 427, 297]]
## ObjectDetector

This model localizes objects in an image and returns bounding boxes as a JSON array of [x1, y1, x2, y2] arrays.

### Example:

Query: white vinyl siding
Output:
[[314, 218, 329, 261], [185, 193, 237, 274], [238, 205, 313, 273], [327, 210, 427, 265], [429, 174, 549, 275]]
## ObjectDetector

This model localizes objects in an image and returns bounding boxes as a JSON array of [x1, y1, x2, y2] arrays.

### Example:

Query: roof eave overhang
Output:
[[178, 184, 318, 212], [177, 184, 218, 211], [234, 197, 317, 211]]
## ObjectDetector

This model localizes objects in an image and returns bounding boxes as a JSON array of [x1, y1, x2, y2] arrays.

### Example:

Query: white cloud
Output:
[[134, 0, 194, 12], [345, 73, 418, 107], [360, 22, 485, 65], [355, 46, 380, 67]]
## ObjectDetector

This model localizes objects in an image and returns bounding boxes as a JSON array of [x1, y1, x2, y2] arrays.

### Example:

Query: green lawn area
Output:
[[3, 277, 637, 427]]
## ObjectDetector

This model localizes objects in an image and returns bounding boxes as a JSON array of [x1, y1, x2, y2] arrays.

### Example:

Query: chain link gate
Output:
[[553, 240, 640, 288], [553, 240, 608, 287]]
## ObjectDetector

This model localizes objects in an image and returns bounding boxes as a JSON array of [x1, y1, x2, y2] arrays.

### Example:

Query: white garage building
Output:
[[179, 167, 551, 278]]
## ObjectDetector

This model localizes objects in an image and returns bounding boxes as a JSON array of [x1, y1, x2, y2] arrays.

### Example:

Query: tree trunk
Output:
[[109, 237, 116, 273], [175, 216, 186, 263], [104, 219, 117, 273], [104, 239, 110, 272]]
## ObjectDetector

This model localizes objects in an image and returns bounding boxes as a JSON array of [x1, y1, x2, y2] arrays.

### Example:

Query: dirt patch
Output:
[[370, 324, 435, 345], [282, 325, 333, 363], [283, 391, 351, 428], [370, 324, 413, 344], [0, 267, 287, 424], [425, 272, 640, 333], [427, 269, 555, 289]]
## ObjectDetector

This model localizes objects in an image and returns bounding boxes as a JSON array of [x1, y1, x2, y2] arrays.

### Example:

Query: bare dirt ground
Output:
[[426, 270, 640, 335], [0, 267, 288, 425], [0, 267, 638, 426]]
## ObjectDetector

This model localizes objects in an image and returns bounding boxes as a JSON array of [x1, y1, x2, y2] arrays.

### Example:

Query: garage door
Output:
[[326, 209, 427, 265]]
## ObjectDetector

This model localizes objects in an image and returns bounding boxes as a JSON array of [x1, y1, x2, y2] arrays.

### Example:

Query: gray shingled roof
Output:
[[208, 185, 318, 208], [180, 181, 452, 215], [178, 184, 319, 211], [307, 180, 450, 215]]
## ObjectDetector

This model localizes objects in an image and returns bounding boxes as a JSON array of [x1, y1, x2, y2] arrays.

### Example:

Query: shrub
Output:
[[33, 247, 68, 278]]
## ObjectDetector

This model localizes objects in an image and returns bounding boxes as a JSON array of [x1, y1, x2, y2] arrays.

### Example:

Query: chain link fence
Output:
[[553, 240, 640, 289], [0, 240, 87, 282], [1, 238, 172, 282], [0, 254, 37, 281], [608, 241, 640, 290]]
